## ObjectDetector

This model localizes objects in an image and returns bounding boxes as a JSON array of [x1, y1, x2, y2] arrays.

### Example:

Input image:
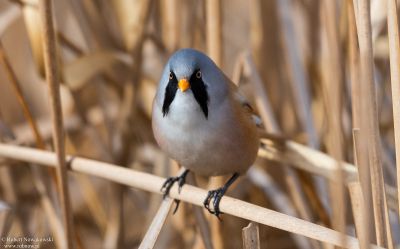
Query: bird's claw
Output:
[[160, 170, 189, 214], [160, 176, 178, 199], [203, 187, 226, 220]]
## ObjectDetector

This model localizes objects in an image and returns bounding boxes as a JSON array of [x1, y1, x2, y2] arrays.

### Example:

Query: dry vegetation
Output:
[[0, 0, 399, 248]]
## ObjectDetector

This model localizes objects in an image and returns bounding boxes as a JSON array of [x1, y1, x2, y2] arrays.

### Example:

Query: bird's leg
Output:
[[160, 169, 190, 198], [203, 173, 239, 219], [161, 169, 189, 214]]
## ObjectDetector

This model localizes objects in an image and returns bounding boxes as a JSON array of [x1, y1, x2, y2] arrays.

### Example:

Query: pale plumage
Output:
[[152, 48, 259, 217]]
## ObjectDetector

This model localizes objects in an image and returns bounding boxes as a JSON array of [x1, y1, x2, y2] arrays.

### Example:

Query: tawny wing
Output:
[[225, 75, 263, 127]]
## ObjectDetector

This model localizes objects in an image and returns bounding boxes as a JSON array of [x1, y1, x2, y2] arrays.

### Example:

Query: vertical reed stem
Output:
[[387, 0, 400, 223], [206, 0, 222, 66], [39, 0, 75, 248], [322, 0, 346, 245], [356, 0, 390, 246], [206, 1, 224, 248]]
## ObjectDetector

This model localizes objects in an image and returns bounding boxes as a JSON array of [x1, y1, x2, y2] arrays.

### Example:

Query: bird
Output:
[[152, 48, 259, 218]]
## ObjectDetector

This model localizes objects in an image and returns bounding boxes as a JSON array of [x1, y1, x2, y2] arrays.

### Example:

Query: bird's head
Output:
[[157, 48, 229, 119]]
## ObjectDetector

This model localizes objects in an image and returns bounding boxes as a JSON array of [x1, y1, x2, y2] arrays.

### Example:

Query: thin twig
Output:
[[39, 0, 75, 248], [0, 144, 385, 249]]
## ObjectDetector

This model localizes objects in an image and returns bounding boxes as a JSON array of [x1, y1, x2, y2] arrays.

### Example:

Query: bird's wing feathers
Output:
[[225, 76, 263, 127]]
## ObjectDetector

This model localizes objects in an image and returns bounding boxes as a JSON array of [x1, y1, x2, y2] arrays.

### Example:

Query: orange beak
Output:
[[178, 79, 190, 92]]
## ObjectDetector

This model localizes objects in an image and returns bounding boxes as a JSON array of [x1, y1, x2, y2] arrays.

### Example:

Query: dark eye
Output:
[[169, 72, 173, 80], [196, 70, 202, 79]]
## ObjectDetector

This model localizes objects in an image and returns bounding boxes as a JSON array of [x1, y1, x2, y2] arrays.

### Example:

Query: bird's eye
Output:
[[169, 72, 173, 80], [196, 70, 202, 79]]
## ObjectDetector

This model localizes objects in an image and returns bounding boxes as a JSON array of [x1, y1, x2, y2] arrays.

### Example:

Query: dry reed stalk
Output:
[[12, 100, 399, 210], [356, 0, 391, 246], [242, 222, 260, 249], [383, 194, 394, 249], [19, 1, 45, 76], [145, 154, 168, 227], [39, 0, 75, 248], [187, 173, 214, 249], [0, 144, 385, 249], [103, 184, 123, 249], [206, 0, 222, 66], [139, 166, 183, 249], [347, 0, 361, 129], [192, 206, 214, 249], [260, 137, 399, 212], [386, 0, 400, 222], [205, 1, 224, 248], [348, 182, 369, 249], [161, 0, 180, 51], [259, 139, 357, 181], [321, 0, 346, 244], [150, 166, 200, 247], [351, 129, 371, 246], [207, 177, 223, 249], [138, 197, 174, 249]]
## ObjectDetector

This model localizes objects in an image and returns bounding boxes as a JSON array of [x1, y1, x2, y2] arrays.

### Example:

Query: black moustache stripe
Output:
[[190, 71, 209, 118], [162, 72, 178, 116], [162, 70, 209, 118]]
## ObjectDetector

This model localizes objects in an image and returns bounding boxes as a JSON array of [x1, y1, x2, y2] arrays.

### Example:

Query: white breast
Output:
[[152, 91, 259, 176]]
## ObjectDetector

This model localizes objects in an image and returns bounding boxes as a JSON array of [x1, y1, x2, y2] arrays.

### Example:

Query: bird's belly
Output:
[[156, 117, 256, 176], [152, 98, 259, 177]]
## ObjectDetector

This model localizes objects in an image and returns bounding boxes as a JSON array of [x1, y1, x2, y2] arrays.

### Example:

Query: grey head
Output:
[[155, 48, 229, 119]]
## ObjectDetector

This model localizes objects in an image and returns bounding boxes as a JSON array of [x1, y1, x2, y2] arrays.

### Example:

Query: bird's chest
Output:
[[155, 96, 223, 161], [160, 102, 214, 151]]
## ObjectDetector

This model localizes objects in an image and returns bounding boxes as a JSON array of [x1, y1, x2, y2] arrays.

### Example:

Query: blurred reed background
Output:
[[0, 0, 399, 248]]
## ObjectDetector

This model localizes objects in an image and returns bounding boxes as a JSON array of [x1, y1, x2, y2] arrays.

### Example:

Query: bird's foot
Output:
[[203, 187, 226, 220], [160, 170, 189, 214], [203, 173, 239, 220], [160, 171, 188, 198]]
